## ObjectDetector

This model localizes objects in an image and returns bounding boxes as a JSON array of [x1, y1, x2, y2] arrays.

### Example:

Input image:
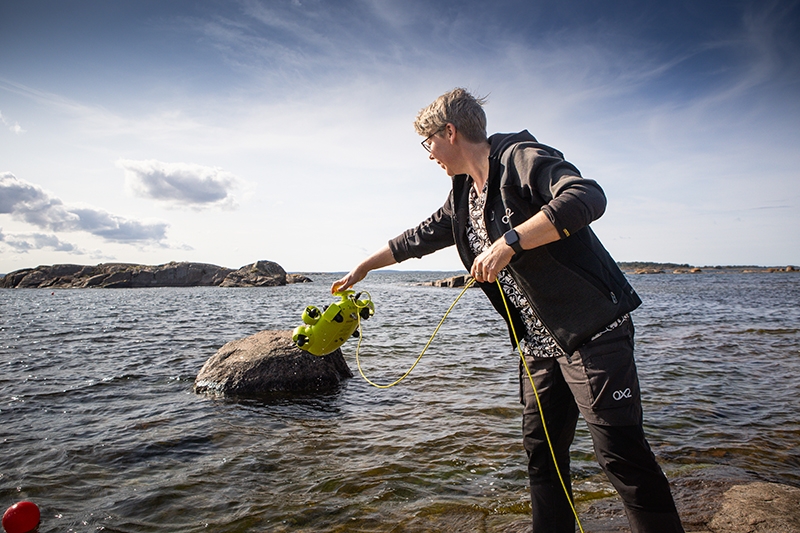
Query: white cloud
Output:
[[0, 109, 25, 134], [0, 231, 85, 254], [0, 172, 169, 243], [117, 159, 243, 209]]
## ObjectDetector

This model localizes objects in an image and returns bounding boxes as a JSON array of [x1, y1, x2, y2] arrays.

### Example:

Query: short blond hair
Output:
[[414, 88, 488, 143]]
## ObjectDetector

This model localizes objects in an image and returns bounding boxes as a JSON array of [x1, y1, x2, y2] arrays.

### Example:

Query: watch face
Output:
[[505, 229, 523, 254]]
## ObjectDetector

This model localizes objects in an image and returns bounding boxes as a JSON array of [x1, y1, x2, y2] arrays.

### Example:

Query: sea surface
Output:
[[1, 271, 799, 532]]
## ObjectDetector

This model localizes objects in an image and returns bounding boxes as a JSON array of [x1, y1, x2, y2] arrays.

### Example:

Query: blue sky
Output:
[[1, 0, 798, 274]]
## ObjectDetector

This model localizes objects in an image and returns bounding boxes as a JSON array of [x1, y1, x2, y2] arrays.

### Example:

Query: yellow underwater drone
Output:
[[291, 290, 375, 356]]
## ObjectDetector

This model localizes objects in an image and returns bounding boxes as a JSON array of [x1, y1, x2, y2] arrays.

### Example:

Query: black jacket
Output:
[[389, 131, 641, 354]]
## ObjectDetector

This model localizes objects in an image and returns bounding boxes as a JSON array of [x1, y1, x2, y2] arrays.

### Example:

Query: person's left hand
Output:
[[470, 240, 515, 283]]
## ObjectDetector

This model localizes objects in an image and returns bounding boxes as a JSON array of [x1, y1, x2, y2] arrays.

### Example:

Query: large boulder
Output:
[[219, 260, 287, 287], [194, 330, 353, 397]]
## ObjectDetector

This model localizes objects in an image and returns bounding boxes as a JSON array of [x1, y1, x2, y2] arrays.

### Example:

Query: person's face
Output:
[[422, 125, 461, 176]]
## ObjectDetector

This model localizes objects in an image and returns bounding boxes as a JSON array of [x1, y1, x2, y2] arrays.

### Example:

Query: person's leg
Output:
[[562, 318, 685, 533], [521, 356, 580, 533], [587, 423, 685, 533]]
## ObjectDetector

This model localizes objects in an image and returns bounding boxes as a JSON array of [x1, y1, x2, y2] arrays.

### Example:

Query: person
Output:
[[331, 88, 684, 533]]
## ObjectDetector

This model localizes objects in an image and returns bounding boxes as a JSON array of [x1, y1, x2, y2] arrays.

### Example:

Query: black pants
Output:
[[521, 318, 684, 533]]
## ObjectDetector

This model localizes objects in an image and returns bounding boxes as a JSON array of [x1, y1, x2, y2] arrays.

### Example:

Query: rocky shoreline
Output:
[[565, 465, 800, 533], [0, 260, 311, 289], [395, 465, 800, 533]]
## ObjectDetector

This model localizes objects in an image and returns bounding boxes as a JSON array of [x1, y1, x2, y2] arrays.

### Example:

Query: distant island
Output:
[[616, 262, 798, 275], [0, 260, 312, 289], [1, 261, 796, 289], [419, 262, 798, 288]]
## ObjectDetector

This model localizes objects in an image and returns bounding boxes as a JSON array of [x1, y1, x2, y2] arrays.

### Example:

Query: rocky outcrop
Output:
[[219, 260, 287, 287], [194, 330, 352, 397], [633, 267, 666, 274], [1, 261, 312, 288], [0, 262, 230, 288], [286, 273, 313, 284], [422, 274, 476, 288]]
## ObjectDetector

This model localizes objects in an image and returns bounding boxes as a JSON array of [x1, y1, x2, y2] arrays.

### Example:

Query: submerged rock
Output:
[[406, 465, 800, 533], [574, 466, 800, 533], [194, 330, 352, 397]]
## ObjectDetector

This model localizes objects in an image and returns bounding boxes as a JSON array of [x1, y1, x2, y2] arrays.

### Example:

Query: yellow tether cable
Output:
[[353, 281, 474, 388], [353, 277, 584, 532], [495, 280, 585, 533]]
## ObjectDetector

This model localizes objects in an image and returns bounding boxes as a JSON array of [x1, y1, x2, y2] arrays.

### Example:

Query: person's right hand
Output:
[[330, 268, 366, 294], [330, 245, 397, 294]]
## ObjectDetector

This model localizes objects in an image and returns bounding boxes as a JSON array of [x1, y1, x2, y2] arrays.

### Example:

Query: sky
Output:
[[1, 0, 799, 274]]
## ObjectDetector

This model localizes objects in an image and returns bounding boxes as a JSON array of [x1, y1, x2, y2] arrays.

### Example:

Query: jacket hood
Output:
[[489, 130, 537, 157], [488, 130, 565, 160]]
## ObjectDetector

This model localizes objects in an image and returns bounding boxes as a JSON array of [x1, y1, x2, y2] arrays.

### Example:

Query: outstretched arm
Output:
[[331, 245, 397, 293]]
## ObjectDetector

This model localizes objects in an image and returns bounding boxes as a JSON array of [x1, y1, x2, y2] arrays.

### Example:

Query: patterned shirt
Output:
[[465, 180, 628, 358], [466, 181, 563, 358]]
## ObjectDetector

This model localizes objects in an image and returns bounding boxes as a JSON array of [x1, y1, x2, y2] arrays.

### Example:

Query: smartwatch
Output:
[[503, 229, 524, 255]]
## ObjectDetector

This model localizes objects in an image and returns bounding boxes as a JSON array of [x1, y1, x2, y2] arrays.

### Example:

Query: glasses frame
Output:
[[421, 126, 446, 153]]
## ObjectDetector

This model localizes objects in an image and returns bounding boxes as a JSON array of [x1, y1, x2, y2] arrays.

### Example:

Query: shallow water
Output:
[[1, 272, 798, 532]]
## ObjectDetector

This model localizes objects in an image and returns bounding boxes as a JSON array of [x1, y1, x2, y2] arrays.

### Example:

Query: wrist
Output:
[[503, 229, 524, 255]]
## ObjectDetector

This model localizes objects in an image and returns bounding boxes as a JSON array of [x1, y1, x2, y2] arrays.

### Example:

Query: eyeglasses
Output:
[[421, 127, 445, 153]]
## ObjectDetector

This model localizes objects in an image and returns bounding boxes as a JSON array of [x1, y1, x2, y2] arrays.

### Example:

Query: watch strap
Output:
[[504, 229, 524, 255]]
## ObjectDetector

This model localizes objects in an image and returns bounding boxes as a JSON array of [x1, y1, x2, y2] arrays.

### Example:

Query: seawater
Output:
[[1, 271, 798, 532]]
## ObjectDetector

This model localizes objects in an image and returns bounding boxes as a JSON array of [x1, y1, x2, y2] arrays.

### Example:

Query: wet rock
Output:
[[194, 330, 352, 397], [559, 466, 800, 533], [399, 504, 486, 532], [708, 481, 800, 533]]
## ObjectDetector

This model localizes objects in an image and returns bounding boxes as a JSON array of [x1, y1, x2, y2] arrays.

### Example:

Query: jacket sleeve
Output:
[[387, 194, 456, 263], [509, 144, 606, 239]]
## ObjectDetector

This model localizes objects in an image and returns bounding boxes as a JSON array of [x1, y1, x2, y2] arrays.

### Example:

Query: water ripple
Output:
[[1, 272, 798, 531]]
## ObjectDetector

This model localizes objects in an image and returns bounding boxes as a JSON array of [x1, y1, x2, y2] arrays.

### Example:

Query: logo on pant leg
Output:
[[613, 388, 632, 401]]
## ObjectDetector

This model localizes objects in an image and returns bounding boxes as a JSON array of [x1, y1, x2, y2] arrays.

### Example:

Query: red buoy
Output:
[[2, 501, 40, 533]]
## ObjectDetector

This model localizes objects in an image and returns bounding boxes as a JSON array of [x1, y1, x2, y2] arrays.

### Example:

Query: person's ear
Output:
[[445, 123, 457, 144]]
